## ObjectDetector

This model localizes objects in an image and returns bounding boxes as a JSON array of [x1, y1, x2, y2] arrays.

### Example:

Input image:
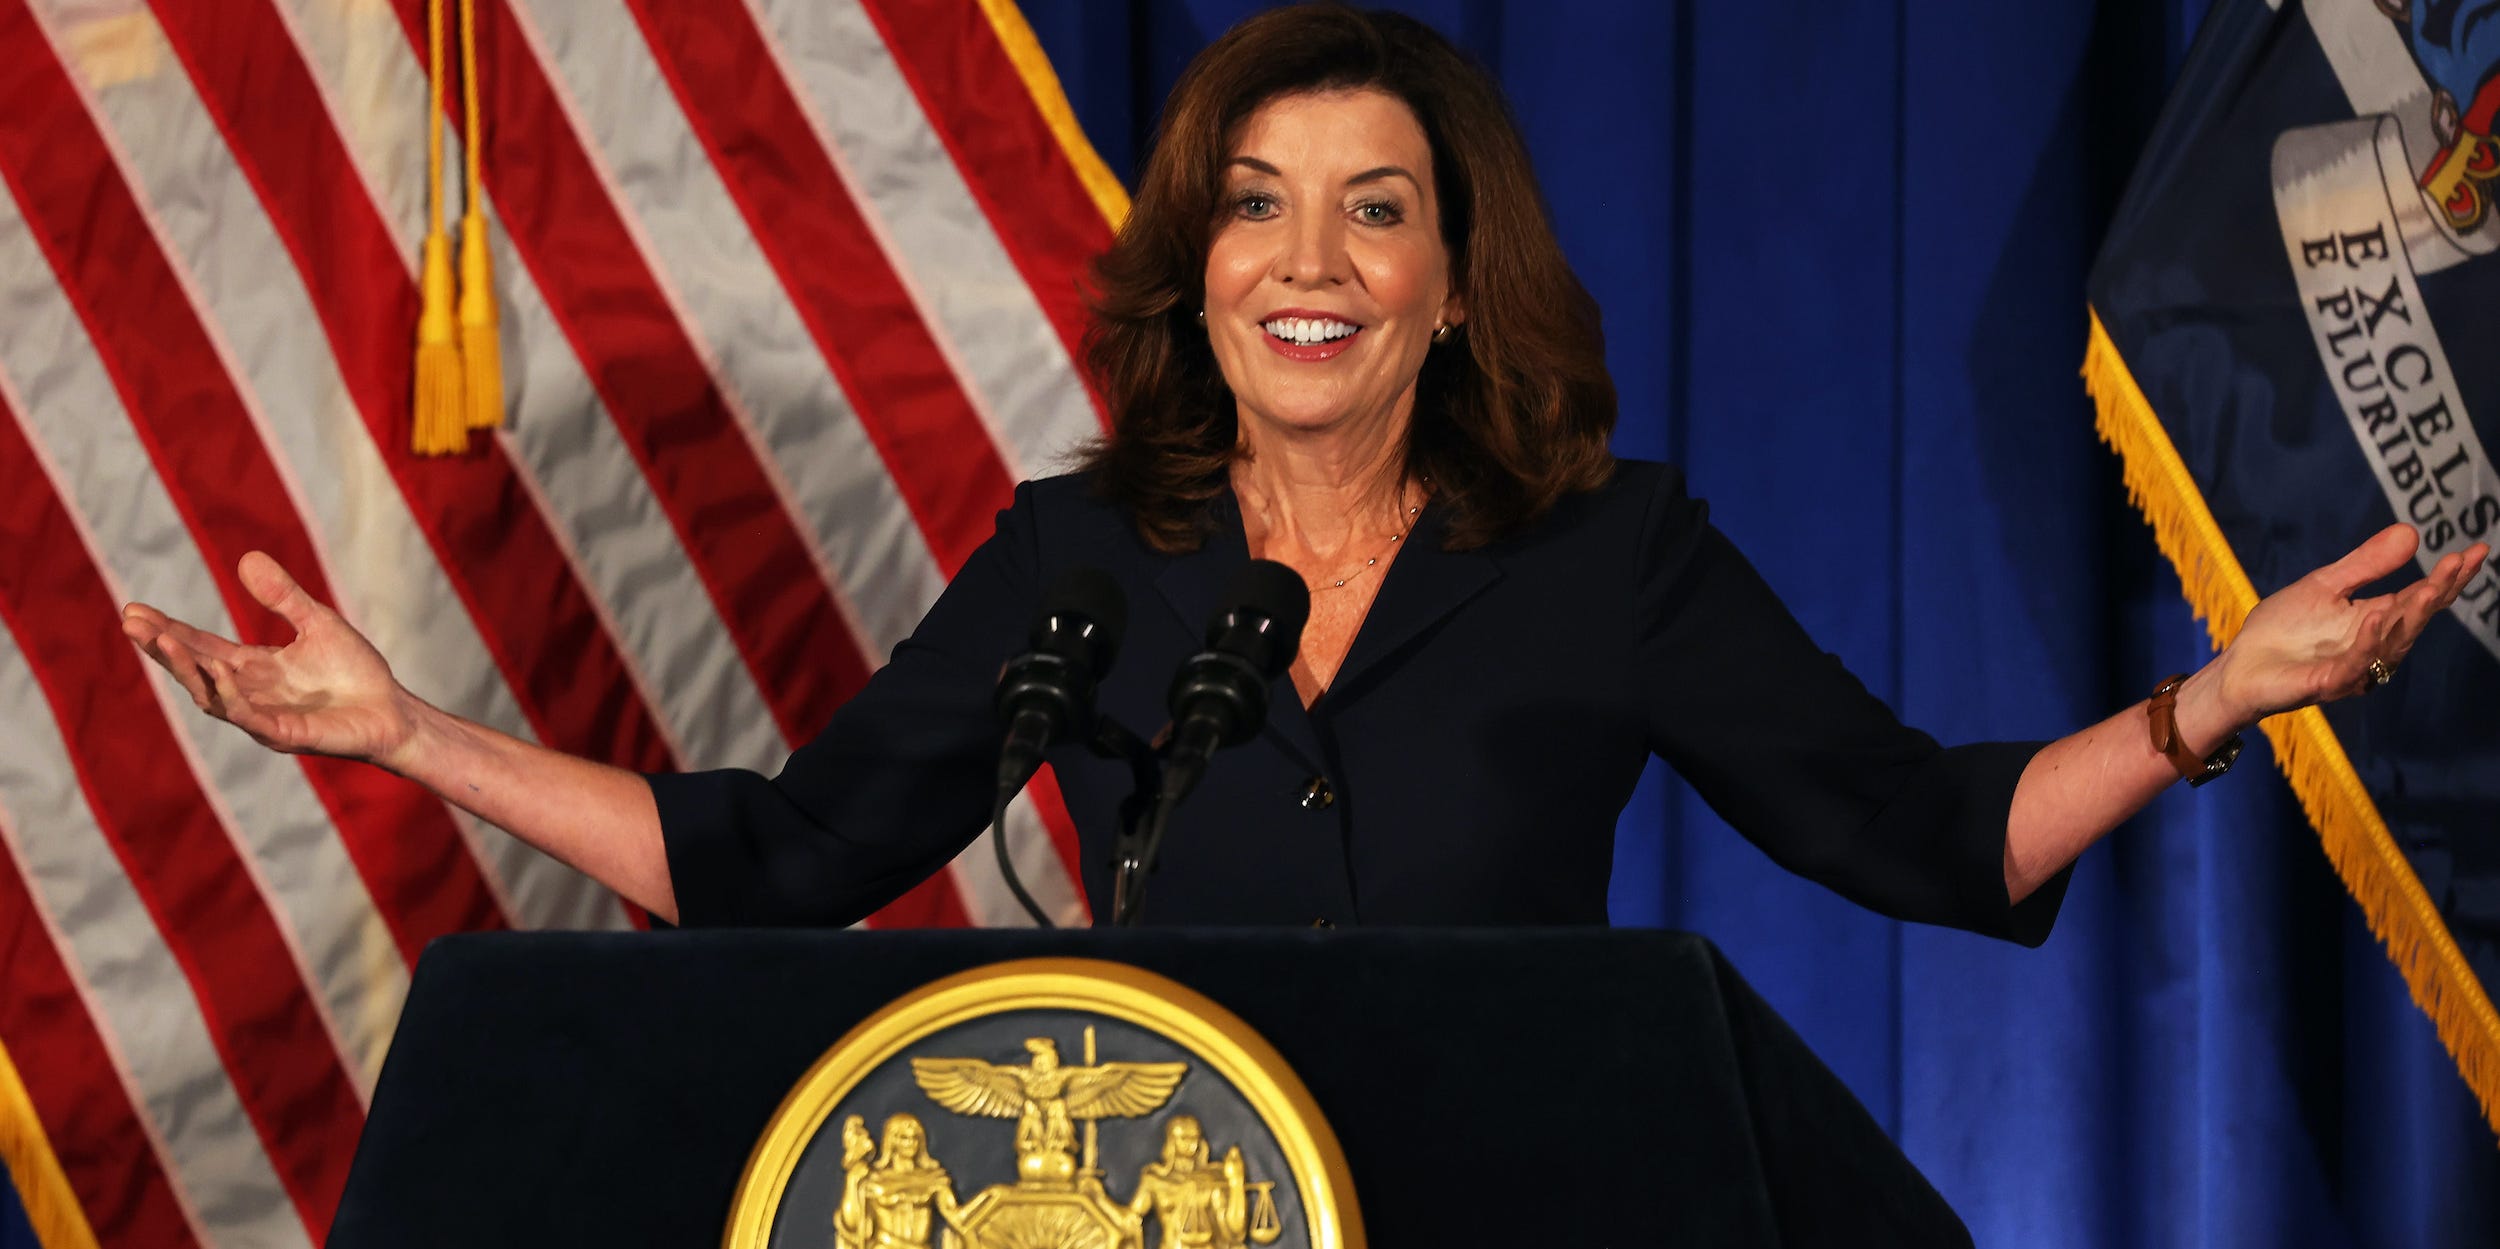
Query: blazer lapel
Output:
[[1151, 503, 1327, 771], [1326, 502, 1501, 701], [1150, 514, 1244, 645]]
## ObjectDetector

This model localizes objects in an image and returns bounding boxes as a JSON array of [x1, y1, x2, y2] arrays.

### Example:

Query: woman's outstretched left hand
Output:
[[2212, 524, 2490, 722]]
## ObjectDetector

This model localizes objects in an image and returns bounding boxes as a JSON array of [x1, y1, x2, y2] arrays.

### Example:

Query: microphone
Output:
[[994, 567, 1127, 798], [1113, 559, 1307, 924], [1157, 559, 1310, 808]]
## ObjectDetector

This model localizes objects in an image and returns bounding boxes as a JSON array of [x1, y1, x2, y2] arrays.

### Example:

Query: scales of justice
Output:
[[830, 1028, 1287, 1249]]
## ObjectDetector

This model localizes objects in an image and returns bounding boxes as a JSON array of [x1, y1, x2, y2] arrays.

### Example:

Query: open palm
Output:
[[2218, 525, 2491, 720], [121, 551, 415, 765]]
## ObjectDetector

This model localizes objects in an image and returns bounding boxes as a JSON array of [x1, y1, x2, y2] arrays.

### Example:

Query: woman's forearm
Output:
[[2002, 661, 2248, 903], [379, 691, 679, 922]]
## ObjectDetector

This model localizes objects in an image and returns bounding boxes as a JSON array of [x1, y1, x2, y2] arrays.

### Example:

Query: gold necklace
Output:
[[1309, 483, 1425, 593]]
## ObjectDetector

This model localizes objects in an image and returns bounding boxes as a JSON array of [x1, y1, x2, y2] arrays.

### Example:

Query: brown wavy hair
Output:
[[1081, 3, 1617, 553]]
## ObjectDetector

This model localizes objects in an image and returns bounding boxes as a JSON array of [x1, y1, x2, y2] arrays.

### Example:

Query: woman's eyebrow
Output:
[[1222, 157, 1416, 192]]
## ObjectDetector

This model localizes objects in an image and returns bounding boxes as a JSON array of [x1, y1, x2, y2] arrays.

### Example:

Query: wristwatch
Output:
[[2148, 673, 2242, 787]]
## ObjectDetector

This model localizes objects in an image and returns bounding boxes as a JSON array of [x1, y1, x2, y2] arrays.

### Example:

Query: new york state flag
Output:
[[2088, 0, 2500, 1132]]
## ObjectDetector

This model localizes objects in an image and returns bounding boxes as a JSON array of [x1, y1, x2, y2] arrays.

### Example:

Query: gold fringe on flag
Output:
[[456, 0, 502, 432], [0, 1036, 103, 1249], [413, 0, 465, 457], [2083, 307, 2500, 1138], [972, 0, 1130, 229]]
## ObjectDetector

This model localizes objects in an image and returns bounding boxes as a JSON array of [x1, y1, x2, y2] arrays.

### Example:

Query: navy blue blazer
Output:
[[649, 460, 2071, 940]]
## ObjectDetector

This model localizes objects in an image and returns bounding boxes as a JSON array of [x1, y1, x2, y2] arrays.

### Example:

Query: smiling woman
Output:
[[1082, 8, 1614, 560], [1210, 97, 1454, 433], [122, 5, 2482, 957]]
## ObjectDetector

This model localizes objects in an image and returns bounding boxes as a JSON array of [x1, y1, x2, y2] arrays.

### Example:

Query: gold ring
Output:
[[2367, 657, 2394, 686]]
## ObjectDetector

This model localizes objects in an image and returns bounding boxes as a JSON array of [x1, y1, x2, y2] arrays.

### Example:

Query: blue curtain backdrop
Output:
[[1020, 1, 2499, 1245]]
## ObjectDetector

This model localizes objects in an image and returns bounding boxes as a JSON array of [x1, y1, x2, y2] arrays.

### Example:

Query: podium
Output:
[[330, 929, 1966, 1246]]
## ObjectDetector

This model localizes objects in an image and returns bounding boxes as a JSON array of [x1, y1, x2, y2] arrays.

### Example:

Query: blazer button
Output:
[[1298, 776, 1335, 810]]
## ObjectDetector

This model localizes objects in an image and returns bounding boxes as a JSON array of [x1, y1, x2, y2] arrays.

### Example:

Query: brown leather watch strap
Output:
[[2148, 673, 2241, 787]]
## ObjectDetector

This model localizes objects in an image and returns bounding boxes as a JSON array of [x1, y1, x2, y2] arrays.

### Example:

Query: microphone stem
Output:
[[1159, 715, 1224, 804], [1114, 800, 1165, 927], [1117, 715, 1223, 926], [997, 706, 1054, 793]]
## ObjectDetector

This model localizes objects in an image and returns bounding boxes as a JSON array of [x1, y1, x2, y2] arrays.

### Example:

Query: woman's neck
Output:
[[1231, 407, 1416, 558]]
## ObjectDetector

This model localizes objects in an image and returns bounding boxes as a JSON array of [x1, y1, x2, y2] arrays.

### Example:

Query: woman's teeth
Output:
[[1263, 317, 1359, 345]]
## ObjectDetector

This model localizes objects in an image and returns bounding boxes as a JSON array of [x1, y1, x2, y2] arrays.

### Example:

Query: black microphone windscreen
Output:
[[1038, 566, 1128, 660], [1221, 559, 1310, 670]]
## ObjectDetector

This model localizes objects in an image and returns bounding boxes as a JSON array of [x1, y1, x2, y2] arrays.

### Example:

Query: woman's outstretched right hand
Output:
[[123, 551, 680, 918], [122, 551, 418, 768]]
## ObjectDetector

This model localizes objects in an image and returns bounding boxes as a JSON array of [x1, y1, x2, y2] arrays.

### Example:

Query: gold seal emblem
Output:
[[722, 958, 1361, 1249]]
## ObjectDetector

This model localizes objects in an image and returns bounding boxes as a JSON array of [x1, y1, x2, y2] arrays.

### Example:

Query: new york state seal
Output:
[[722, 959, 1361, 1249]]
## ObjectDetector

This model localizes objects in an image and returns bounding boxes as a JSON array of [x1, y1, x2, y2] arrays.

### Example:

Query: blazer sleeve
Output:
[[643, 482, 1045, 927], [1634, 469, 2071, 946]]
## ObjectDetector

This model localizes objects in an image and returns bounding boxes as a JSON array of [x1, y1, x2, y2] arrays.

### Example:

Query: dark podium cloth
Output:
[[649, 461, 2070, 936], [330, 929, 1973, 1247]]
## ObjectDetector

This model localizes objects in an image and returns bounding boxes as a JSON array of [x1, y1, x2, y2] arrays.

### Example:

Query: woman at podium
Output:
[[120, 6, 2483, 932]]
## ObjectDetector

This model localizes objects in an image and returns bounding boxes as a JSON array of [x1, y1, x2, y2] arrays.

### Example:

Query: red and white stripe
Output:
[[0, 0, 1114, 1242]]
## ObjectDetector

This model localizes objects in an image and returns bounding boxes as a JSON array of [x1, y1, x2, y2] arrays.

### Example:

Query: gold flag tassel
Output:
[[2084, 307, 2500, 1138], [455, 0, 502, 432], [412, 0, 464, 456]]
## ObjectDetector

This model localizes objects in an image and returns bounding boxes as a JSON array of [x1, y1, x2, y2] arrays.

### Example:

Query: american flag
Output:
[[0, 0, 1115, 1243]]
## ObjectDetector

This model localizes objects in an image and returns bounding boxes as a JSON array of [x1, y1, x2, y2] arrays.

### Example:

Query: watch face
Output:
[[2190, 736, 2245, 787]]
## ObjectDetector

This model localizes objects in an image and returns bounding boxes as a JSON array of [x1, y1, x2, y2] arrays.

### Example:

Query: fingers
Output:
[[120, 602, 174, 651], [2449, 542, 2494, 597], [201, 655, 278, 747], [152, 633, 219, 712], [200, 656, 231, 720], [2381, 541, 2485, 613], [2320, 523, 2420, 597], [124, 606, 264, 725], [2326, 543, 2493, 706], [122, 603, 245, 666], [238, 551, 323, 632], [135, 624, 288, 747], [2376, 541, 2492, 663], [2421, 544, 2480, 609]]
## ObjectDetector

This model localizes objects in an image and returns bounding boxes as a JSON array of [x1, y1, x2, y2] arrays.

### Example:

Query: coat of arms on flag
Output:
[[2088, 0, 2500, 1133]]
